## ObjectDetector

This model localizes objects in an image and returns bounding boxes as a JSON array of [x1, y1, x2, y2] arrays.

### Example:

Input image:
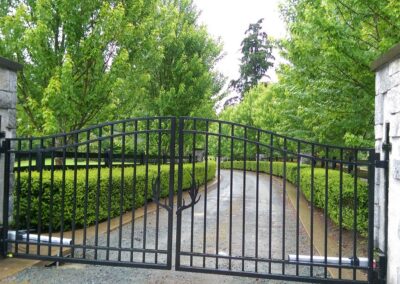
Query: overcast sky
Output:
[[193, 0, 287, 90]]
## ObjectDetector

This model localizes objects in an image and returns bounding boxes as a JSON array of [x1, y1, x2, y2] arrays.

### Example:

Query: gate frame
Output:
[[1, 117, 178, 270], [0, 116, 383, 283], [1, 139, 11, 257], [174, 117, 379, 284]]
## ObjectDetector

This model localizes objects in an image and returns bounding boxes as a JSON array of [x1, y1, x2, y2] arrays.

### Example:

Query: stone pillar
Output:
[[372, 43, 400, 284], [0, 57, 22, 224]]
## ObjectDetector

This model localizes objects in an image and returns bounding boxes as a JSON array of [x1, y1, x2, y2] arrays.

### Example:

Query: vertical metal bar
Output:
[[167, 117, 176, 269], [190, 119, 197, 267], [130, 120, 138, 262], [175, 117, 185, 269], [1, 139, 11, 257], [15, 140, 22, 255], [296, 141, 301, 275], [155, 119, 162, 264], [215, 122, 222, 269], [71, 133, 78, 258], [384, 123, 390, 255], [268, 134, 273, 273], [229, 124, 234, 270], [367, 150, 375, 283], [118, 122, 126, 262], [339, 148, 344, 278], [83, 130, 90, 259], [310, 144, 315, 276], [59, 135, 67, 257], [142, 119, 150, 262], [155, 118, 162, 263], [353, 149, 358, 280], [242, 127, 247, 271], [106, 125, 114, 261], [202, 120, 209, 268], [47, 138, 55, 256], [324, 146, 329, 278], [36, 138, 44, 256], [94, 128, 102, 260], [255, 130, 260, 273], [26, 139, 33, 254], [282, 138, 287, 275]]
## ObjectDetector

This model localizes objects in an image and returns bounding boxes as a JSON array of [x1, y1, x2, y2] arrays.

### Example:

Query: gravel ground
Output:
[[4, 170, 323, 284]]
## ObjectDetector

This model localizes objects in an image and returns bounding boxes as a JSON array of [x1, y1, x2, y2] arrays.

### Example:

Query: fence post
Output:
[[1, 140, 11, 257], [0, 57, 21, 256]]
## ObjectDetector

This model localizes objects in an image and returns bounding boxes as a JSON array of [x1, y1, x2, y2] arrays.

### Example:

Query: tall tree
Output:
[[0, 0, 157, 135], [0, 0, 223, 136], [219, 0, 400, 148], [140, 0, 224, 118], [274, 0, 400, 146], [230, 18, 274, 96]]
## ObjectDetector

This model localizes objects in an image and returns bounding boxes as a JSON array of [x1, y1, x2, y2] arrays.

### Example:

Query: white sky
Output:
[[193, 0, 286, 95]]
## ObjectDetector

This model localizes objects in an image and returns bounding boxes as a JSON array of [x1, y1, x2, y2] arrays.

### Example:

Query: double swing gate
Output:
[[1, 117, 381, 283]]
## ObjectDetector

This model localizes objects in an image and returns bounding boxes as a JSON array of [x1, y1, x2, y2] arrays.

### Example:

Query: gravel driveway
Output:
[[4, 170, 321, 284]]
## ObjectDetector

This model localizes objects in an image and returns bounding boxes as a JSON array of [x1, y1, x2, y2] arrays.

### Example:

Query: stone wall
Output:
[[0, 57, 21, 224], [372, 43, 400, 284]]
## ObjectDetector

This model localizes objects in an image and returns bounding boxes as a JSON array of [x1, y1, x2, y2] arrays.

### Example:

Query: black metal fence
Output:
[[3, 116, 176, 269], [1, 116, 378, 283], [175, 117, 375, 283]]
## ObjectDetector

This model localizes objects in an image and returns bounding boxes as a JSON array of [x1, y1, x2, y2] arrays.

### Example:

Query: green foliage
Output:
[[14, 161, 216, 231], [220, 161, 368, 236], [143, 0, 224, 118], [275, 0, 400, 146], [220, 0, 400, 147], [0, 0, 223, 136], [219, 84, 279, 129], [230, 18, 274, 95]]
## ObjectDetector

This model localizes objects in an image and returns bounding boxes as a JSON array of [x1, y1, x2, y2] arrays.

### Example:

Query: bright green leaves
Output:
[[141, 0, 223, 118], [221, 0, 400, 147], [1, 0, 223, 136]]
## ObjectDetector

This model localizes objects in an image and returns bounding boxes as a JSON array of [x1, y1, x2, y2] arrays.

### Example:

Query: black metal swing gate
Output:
[[0, 116, 383, 283]]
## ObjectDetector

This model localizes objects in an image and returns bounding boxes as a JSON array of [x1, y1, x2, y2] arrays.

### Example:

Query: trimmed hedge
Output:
[[14, 161, 216, 231], [220, 161, 368, 236]]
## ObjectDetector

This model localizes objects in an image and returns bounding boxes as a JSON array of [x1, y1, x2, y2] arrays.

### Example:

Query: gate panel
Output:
[[6, 117, 175, 269], [176, 117, 375, 283]]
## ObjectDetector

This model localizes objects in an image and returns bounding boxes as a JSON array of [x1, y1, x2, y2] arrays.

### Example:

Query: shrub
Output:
[[14, 161, 216, 231], [220, 161, 368, 236]]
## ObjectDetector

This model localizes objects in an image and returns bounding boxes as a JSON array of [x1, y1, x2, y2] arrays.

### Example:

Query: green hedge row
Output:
[[220, 161, 368, 236], [14, 161, 216, 231]]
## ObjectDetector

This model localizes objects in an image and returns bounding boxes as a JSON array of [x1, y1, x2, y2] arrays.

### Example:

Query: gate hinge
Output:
[[376, 160, 388, 169], [382, 141, 392, 153], [375, 253, 387, 284], [0, 140, 5, 154], [0, 114, 5, 139]]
